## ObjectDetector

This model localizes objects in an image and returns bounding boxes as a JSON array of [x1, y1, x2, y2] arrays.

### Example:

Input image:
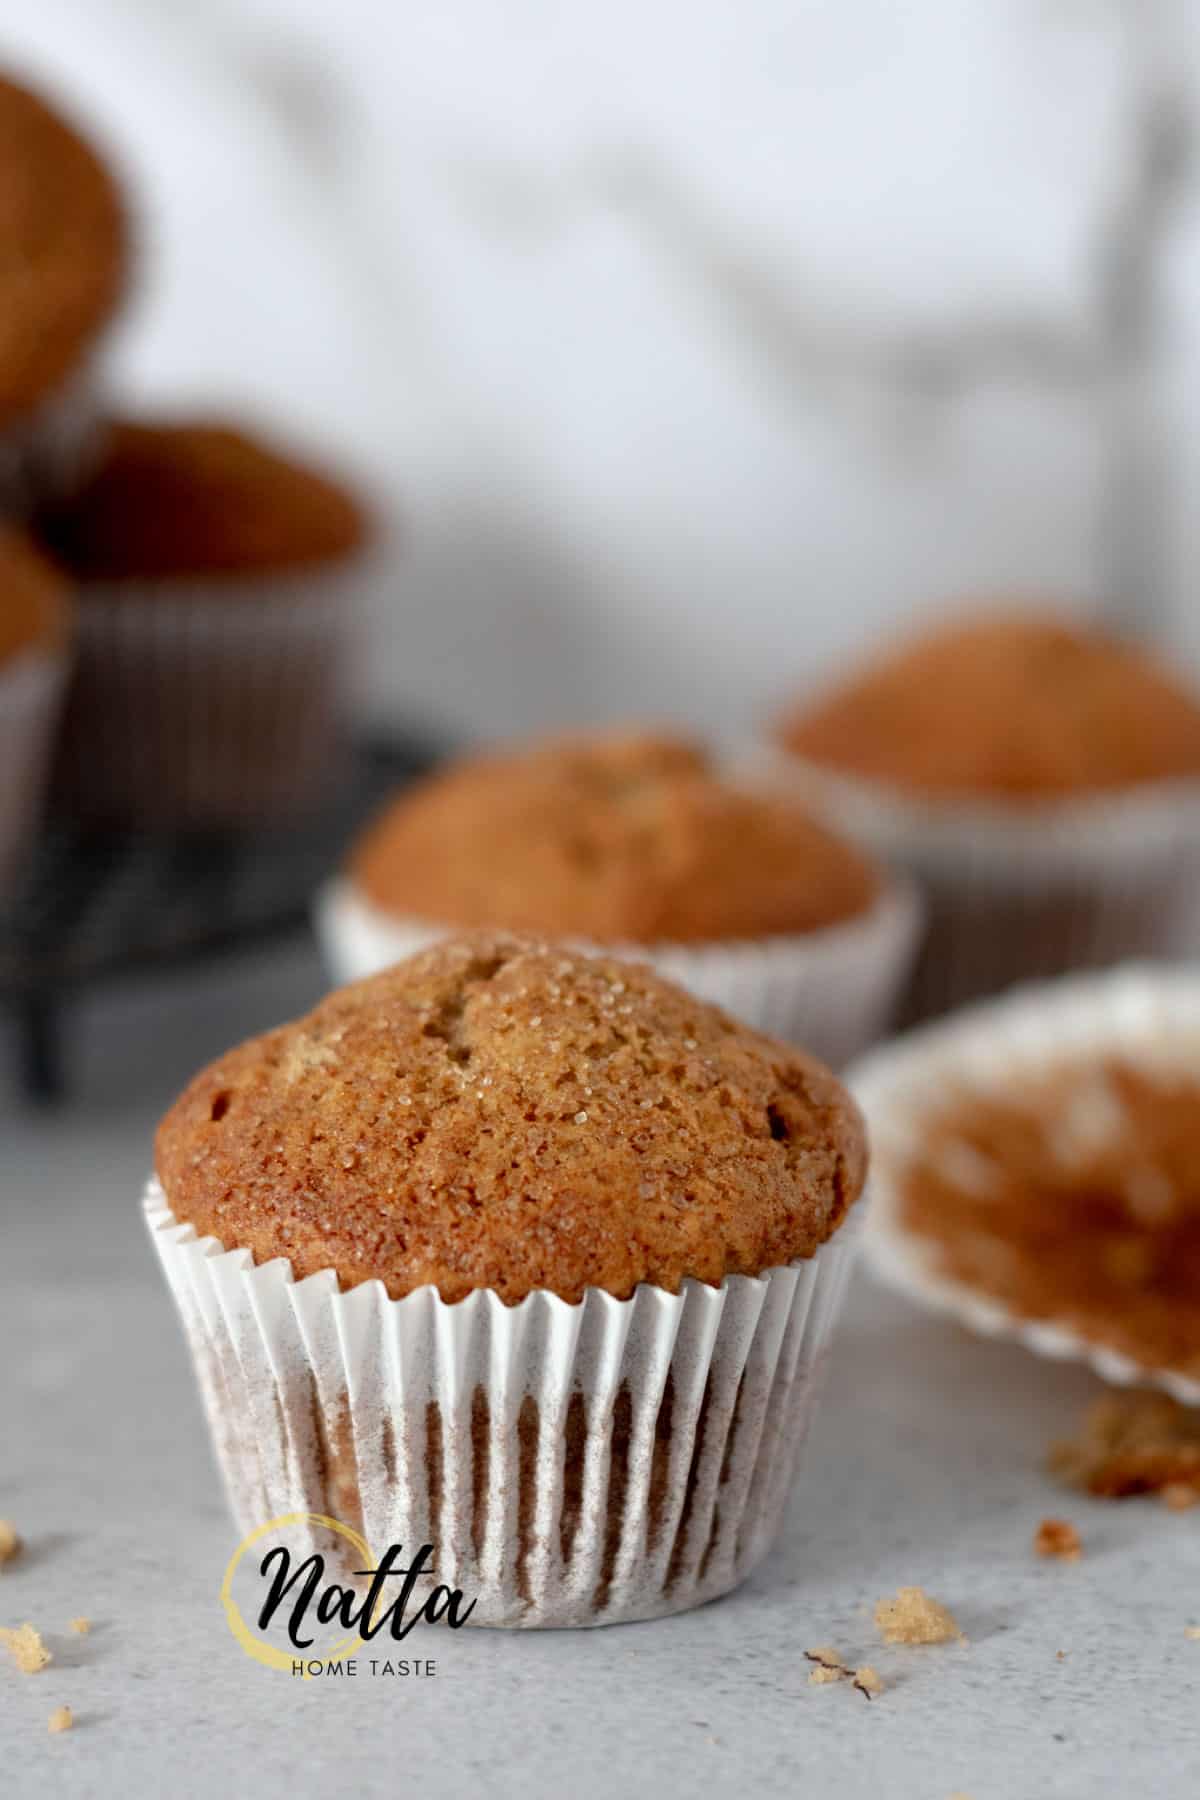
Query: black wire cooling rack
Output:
[[0, 735, 438, 1103]]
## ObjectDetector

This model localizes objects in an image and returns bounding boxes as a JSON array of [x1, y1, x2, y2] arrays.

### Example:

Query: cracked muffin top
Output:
[[37, 418, 368, 582], [155, 934, 867, 1304], [776, 612, 1200, 802], [0, 525, 70, 666], [349, 730, 879, 944], [0, 75, 128, 424]]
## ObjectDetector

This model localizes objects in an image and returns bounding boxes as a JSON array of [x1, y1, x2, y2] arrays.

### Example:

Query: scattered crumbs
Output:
[[68, 1618, 91, 1636], [1056, 1650, 1067, 1661], [808, 1664, 843, 1686], [0, 1521, 19, 1566], [1162, 1483, 1200, 1512], [0, 1624, 52, 1673], [805, 1647, 883, 1698], [47, 1706, 73, 1735], [1049, 1392, 1200, 1503], [1185, 1626, 1200, 1640], [1035, 1518, 1082, 1561], [874, 1587, 964, 1646]]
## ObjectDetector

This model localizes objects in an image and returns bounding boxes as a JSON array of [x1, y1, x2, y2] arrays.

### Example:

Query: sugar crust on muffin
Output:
[[156, 933, 867, 1305]]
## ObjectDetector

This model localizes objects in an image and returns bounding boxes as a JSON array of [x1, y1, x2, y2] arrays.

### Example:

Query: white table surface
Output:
[[2, 940, 1198, 1800]]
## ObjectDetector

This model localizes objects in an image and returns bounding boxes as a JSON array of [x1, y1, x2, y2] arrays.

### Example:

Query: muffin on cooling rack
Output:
[[0, 526, 70, 893], [38, 417, 371, 828], [0, 74, 128, 510]]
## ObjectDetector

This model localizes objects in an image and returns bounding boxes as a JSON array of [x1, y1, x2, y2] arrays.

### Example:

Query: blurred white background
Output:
[[4, 0, 1198, 744]]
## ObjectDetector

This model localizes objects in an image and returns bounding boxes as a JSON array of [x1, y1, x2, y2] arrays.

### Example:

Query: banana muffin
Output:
[[0, 75, 128, 508], [778, 612, 1200, 801], [891, 1058, 1200, 1381], [149, 933, 868, 1626], [0, 526, 71, 892], [855, 964, 1200, 1397], [38, 417, 371, 827], [770, 610, 1200, 1019], [322, 730, 921, 1065]]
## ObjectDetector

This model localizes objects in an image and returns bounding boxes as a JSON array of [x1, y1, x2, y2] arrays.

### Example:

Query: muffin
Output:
[[853, 963, 1200, 1404], [0, 526, 70, 893], [0, 75, 128, 511], [770, 611, 1200, 1020], [319, 729, 922, 1067], [147, 933, 868, 1626], [37, 418, 370, 827]]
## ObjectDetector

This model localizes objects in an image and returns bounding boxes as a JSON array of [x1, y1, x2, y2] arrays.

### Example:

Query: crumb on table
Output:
[[67, 1618, 91, 1636], [0, 1521, 20, 1566], [1185, 1626, 1200, 1640], [1035, 1518, 1082, 1560], [804, 1646, 845, 1670], [0, 1624, 52, 1674], [808, 1664, 843, 1686], [47, 1706, 72, 1734], [874, 1587, 964, 1646], [852, 1665, 884, 1699], [1049, 1393, 1200, 1503]]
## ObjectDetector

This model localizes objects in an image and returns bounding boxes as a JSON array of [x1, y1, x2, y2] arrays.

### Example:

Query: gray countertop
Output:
[[2, 943, 1198, 1799]]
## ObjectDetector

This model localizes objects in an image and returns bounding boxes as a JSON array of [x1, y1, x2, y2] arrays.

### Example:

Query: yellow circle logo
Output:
[[221, 1513, 372, 1676]]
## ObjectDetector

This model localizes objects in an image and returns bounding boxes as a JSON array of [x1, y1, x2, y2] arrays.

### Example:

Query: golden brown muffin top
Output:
[[351, 731, 880, 944], [0, 525, 70, 666], [777, 612, 1200, 802], [156, 934, 867, 1304], [0, 76, 128, 424], [37, 419, 368, 582]]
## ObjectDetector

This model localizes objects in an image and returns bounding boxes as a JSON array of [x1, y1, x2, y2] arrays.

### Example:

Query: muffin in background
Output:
[[38, 418, 370, 829], [319, 728, 922, 1066], [770, 611, 1200, 1020], [854, 962, 1200, 1404], [0, 75, 128, 511], [148, 933, 868, 1626], [0, 526, 70, 894]]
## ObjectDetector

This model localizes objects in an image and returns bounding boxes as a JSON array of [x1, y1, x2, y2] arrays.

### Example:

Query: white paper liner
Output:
[[53, 564, 365, 828], [145, 1176, 863, 1628], [315, 875, 923, 1071], [749, 746, 1200, 1022], [849, 963, 1200, 1405], [0, 362, 106, 513], [0, 647, 69, 895]]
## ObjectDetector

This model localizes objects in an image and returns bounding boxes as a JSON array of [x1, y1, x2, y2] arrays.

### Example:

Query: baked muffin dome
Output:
[[777, 612, 1200, 802], [156, 934, 867, 1305], [0, 526, 69, 666], [0, 76, 127, 423], [37, 418, 368, 581], [350, 730, 879, 944]]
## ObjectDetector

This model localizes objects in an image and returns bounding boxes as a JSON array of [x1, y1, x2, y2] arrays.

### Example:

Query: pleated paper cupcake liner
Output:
[[315, 876, 923, 1071], [750, 747, 1200, 1025], [0, 365, 107, 517], [145, 1177, 863, 1628], [53, 568, 362, 829], [0, 647, 69, 895], [850, 963, 1200, 1406]]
